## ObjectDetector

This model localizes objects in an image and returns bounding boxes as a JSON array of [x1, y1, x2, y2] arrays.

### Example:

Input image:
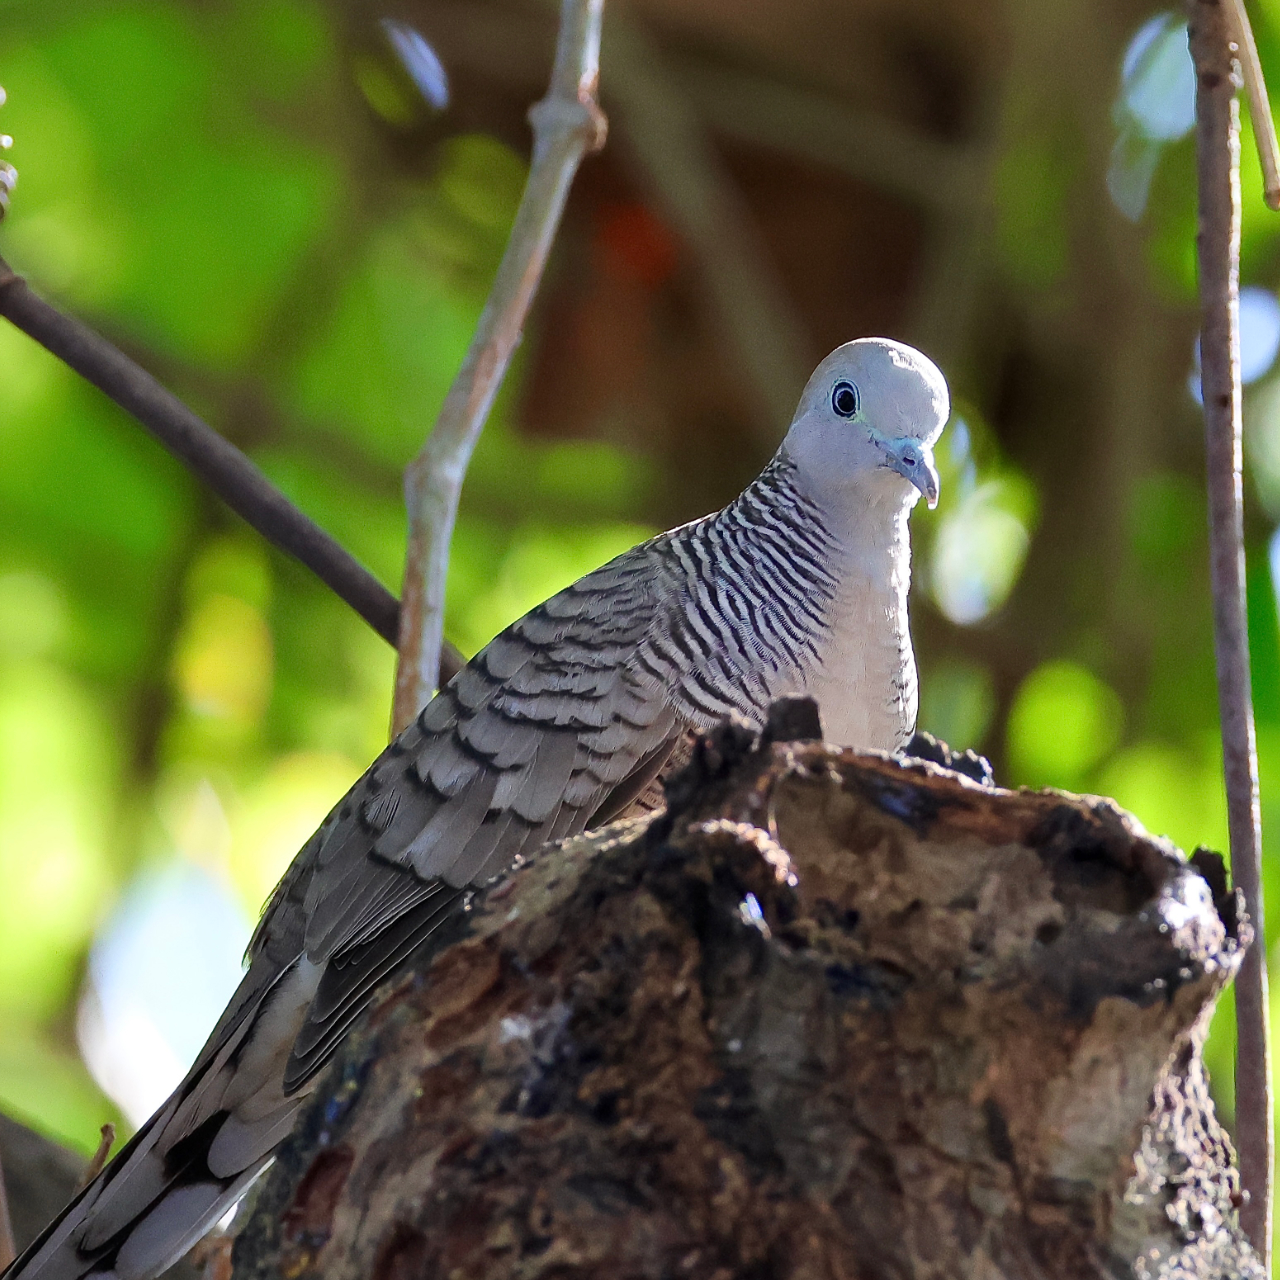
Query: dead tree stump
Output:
[[231, 719, 1259, 1280]]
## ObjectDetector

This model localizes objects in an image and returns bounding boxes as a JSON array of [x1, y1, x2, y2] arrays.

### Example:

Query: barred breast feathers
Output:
[[635, 451, 840, 728]]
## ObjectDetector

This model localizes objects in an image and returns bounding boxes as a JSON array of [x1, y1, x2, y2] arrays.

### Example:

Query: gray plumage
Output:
[[5, 337, 948, 1280]]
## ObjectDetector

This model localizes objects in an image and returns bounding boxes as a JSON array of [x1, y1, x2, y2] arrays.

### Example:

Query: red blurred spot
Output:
[[596, 202, 679, 289]]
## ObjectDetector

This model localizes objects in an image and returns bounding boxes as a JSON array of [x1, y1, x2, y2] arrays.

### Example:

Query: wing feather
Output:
[[270, 540, 686, 1093]]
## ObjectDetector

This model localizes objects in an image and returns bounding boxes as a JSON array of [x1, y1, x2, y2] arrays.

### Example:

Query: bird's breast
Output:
[[798, 532, 917, 753]]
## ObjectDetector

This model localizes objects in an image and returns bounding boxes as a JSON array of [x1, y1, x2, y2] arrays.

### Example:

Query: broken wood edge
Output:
[[232, 724, 1259, 1279]]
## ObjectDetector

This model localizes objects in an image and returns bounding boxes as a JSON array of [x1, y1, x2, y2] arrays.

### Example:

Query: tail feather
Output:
[[205, 1106, 299, 1181], [4, 960, 320, 1280], [112, 1165, 266, 1280]]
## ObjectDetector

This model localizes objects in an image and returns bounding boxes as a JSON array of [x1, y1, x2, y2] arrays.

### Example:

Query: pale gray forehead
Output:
[[800, 338, 949, 443]]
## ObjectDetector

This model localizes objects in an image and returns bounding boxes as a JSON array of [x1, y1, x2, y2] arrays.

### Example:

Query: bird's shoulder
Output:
[[244, 535, 687, 1006], [240, 538, 695, 1090]]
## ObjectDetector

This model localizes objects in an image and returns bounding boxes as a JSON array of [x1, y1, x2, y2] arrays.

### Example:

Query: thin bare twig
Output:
[[391, 0, 607, 732], [0, 1150, 15, 1271], [1188, 0, 1272, 1264], [0, 256, 464, 687], [76, 1124, 115, 1191], [1223, 0, 1280, 210]]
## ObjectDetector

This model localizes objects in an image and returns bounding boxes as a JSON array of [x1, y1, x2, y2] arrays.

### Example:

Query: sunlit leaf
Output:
[[172, 594, 273, 725], [1108, 15, 1194, 221], [928, 476, 1035, 625], [1096, 736, 1228, 857], [1006, 661, 1124, 788], [0, 1022, 122, 1153], [0, 570, 68, 661], [0, 662, 118, 1020], [1118, 14, 1194, 142], [381, 20, 449, 112], [281, 220, 476, 467], [455, 522, 655, 657], [0, 43, 117, 300]]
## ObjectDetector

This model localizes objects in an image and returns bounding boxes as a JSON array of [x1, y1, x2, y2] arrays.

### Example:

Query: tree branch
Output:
[[75, 1126, 114, 1192], [231, 725, 1261, 1280], [0, 256, 464, 687], [1188, 0, 1272, 1263], [391, 0, 607, 732], [1223, 0, 1280, 209]]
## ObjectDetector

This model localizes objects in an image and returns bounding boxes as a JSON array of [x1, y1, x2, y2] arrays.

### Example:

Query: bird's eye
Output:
[[901, 448, 917, 466], [831, 380, 859, 417]]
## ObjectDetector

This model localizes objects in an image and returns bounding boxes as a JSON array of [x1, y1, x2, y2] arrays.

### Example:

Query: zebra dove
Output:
[[7, 336, 948, 1280]]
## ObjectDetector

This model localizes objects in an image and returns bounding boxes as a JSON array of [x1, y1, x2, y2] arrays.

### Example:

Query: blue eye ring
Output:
[[831, 380, 859, 417]]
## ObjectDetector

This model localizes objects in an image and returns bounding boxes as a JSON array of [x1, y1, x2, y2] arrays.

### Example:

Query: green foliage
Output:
[[918, 657, 995, 751], [994, 127, 1073, 291], [0, 0, 653, 1146], [1007, 660, 1124, 789], [2, 2, 1280, 1230]]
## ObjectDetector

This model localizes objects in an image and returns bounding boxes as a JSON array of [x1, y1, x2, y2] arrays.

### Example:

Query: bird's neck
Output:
[[734, 450, 919, 750], [736, 447, 915, 587]]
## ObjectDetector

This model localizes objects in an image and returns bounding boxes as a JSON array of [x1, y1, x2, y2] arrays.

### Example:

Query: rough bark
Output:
[[231, 719, 1259, 1280]]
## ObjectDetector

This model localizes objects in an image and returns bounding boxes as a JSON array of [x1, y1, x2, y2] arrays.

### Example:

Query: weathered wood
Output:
[[232, 721, 1259, 1280]]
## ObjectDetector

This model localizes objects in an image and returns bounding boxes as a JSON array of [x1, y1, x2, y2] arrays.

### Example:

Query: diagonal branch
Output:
[[0, 256, 463, 686], [391, 0, 607, 733], [1188, 0, 1272, 1265]]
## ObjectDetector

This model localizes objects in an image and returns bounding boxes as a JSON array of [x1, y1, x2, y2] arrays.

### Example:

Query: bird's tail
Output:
[[3, 960, 320, 1280]]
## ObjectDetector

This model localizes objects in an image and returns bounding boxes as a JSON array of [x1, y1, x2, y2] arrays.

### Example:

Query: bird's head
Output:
[[783, 338, 949, 510]]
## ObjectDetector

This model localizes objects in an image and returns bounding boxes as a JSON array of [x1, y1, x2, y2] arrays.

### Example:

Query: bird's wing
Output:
[[244, 540, 687, 1091], [5, 544, 690, 1280]]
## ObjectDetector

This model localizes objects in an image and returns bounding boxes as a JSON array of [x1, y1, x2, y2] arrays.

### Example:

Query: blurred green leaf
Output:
[[917, 410, 1038, 626], [453, 521, 655, 657], [1006, 660, 1124, 788], [1097, 736, 1227, 854], [228, 750, 359, 914], [228, 0, 335, 101], [994, 124, 1073, 290], [919, 657, 996, 752], [0, 1022, 122, 1153], [281, 220, 476, 466], [0, 661, 118, 1020]]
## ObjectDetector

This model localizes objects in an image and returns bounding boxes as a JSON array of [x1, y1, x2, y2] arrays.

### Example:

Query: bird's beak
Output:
[[882, 437, 940, 509]]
